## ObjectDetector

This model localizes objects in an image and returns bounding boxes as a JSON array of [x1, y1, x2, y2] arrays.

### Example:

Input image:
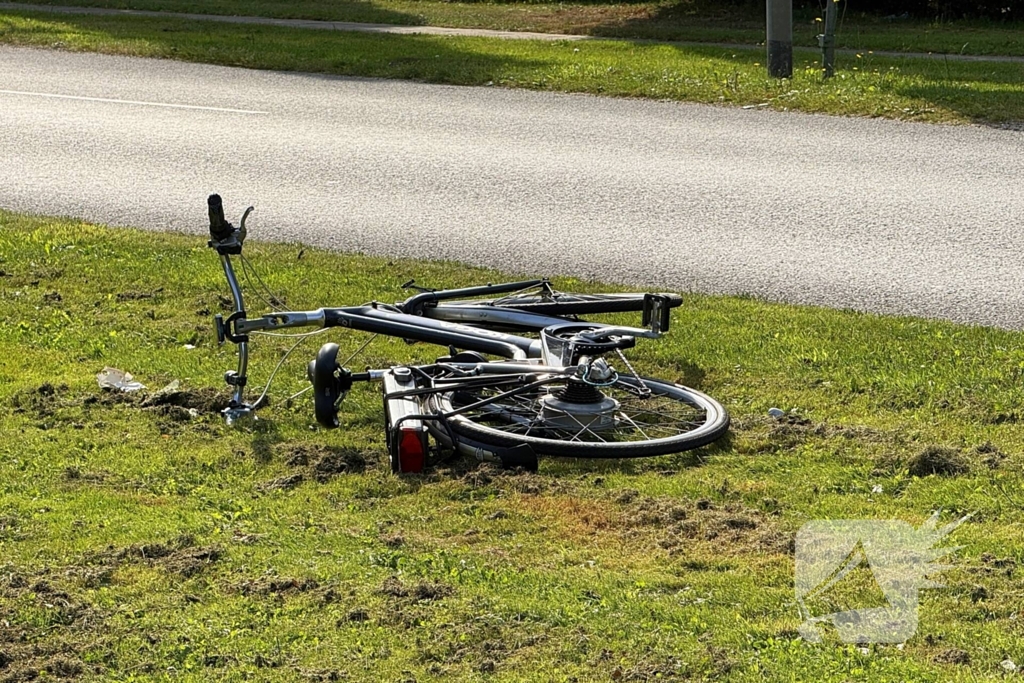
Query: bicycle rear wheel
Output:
[[425, 373, 728, 458]]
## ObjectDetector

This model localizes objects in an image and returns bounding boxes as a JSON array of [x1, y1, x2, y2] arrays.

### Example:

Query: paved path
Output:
[[3, 2, 1024, 63], [2, 46, 1024, 328]]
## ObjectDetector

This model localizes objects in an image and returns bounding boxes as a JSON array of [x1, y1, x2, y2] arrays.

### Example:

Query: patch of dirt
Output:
[[86, 390, 137, 408], [152, 404, 199, 423], [297, 668, 345, 682], [11, 382, 230, 432], [139, 385, 230, 415], [974, 441, 1007, 469], [257, 474, 304, 492], [160, 546, 222, 578], [616, 496, 791, 555], [413, 605, 543, 671], [732, 413, 891, 454], [236, 576, 319, 596], [0, 516, 25, 543], [115, 290, 160, 302], [10, 383, 69, 419], [906, 446, 969, 478], [380, 533, 405, 549], [280, 444, 369, 482], [0, 568, 104, 682], [614, 489, 639, 505], [312, 450, 367, 481], [343, 608, 370, 623], [455, 463, 550, 495], [975, 553, 1016, 578], [610, 655, 688, 681], [29, 266, 63, 281], [202, 654, 237, 668], [376, 577, 456, 631], [933, 648, 971, 665], [88, 535, 222, 578], [61, 468, 107, 484], [380, 577, 452, 602], [0, 653, 85, 682]]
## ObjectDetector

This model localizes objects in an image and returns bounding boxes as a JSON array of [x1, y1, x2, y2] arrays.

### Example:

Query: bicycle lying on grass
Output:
[[206, 195, 729, 473]]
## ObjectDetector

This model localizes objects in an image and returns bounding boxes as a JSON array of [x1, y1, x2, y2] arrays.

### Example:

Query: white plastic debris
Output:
[[96, 367, 145, 392], [871, 485, 884, 494], [1001, 659, 1017, 672], [183, 344, 197, 350], [768, 407, 785, 418], [152, 380, 181, 398]]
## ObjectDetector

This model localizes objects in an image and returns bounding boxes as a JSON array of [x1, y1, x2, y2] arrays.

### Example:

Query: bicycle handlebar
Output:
[[208, 194, 234, 242]]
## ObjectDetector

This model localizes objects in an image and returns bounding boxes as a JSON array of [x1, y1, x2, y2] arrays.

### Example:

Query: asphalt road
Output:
[[2, 46, 1024, 328]]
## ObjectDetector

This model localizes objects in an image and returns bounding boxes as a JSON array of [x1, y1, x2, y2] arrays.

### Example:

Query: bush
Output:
[[729, 0, 1021, 21]]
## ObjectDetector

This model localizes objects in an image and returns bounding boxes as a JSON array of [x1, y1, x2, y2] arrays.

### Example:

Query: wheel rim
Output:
[[430, 375, 725, 453]]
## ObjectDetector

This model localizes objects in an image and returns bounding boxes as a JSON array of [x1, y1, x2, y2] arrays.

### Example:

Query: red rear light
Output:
[[397, 428, 425, 473]]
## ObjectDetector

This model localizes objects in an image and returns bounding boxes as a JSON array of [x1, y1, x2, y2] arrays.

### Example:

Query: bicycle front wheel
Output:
[[425, 374, 728, 458]]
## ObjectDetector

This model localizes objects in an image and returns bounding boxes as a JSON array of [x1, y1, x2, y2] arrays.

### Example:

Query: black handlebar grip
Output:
[[208, 194, 233, 241]]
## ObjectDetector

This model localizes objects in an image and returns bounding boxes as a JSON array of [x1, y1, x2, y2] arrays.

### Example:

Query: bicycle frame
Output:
[[215, 237, 664, 399], [217, 256, 652, 386]]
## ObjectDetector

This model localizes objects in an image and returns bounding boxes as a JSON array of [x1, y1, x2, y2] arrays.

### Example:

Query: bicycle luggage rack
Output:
[[383, 367, 428, 473]]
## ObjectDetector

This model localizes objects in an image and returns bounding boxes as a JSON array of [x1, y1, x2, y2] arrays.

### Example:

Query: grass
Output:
[[1, 10, 1024, 125], [2, 211, 1024, 681], [6, 0, 1024, 56]]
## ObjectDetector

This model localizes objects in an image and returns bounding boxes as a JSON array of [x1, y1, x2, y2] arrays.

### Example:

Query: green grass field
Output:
[[1, 10, 1023, 125], [6, 0, 1024, 56], [1, 212, 1023, 681]]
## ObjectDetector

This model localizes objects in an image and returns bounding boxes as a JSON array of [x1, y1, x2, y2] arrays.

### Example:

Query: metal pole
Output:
[[819, 0, 839, 78], [766, 0, 792, 78]]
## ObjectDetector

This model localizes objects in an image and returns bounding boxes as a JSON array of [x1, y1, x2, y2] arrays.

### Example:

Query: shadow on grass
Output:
[[588, 1, 766, 43], [0, 11, 544, 86], [895, 81, 1024, 126], [865, 51, 1024, 124], [2, 0, 428, 25], [249, 423, 283, 465], [540, 433, 730, 477]]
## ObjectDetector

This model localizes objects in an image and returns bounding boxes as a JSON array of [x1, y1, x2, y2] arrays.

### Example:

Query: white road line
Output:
[[0, 89, 268, 114]]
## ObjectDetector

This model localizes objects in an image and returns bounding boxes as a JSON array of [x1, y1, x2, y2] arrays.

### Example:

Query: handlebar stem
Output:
[[219, 254, 249, 408]]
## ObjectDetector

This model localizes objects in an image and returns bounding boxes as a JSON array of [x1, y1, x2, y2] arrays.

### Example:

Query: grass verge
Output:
[[6, 0, 1024, 57], [1, 211, 1024, 681], [1, 10, 1024, 124]]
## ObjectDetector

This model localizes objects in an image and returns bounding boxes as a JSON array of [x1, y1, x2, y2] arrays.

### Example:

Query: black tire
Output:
[[425, 374, 728, 458], [447, 292, 683, 316], [310, 343, 341, 429]]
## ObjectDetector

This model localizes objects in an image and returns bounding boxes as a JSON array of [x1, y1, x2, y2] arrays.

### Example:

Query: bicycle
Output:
[[205, 195, 729, 473]]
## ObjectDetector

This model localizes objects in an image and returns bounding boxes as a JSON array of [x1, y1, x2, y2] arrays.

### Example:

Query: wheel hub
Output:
[[539, 391, 620, 431]]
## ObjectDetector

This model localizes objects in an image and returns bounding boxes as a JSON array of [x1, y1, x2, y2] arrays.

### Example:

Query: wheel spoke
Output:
[[616, 411, 651, 440], [434, 373, 722, 452]]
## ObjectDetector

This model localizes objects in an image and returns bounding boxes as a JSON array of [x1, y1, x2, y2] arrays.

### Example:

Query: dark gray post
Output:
[[766, 0, 792, 78], [818, 0, 839, 78]]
